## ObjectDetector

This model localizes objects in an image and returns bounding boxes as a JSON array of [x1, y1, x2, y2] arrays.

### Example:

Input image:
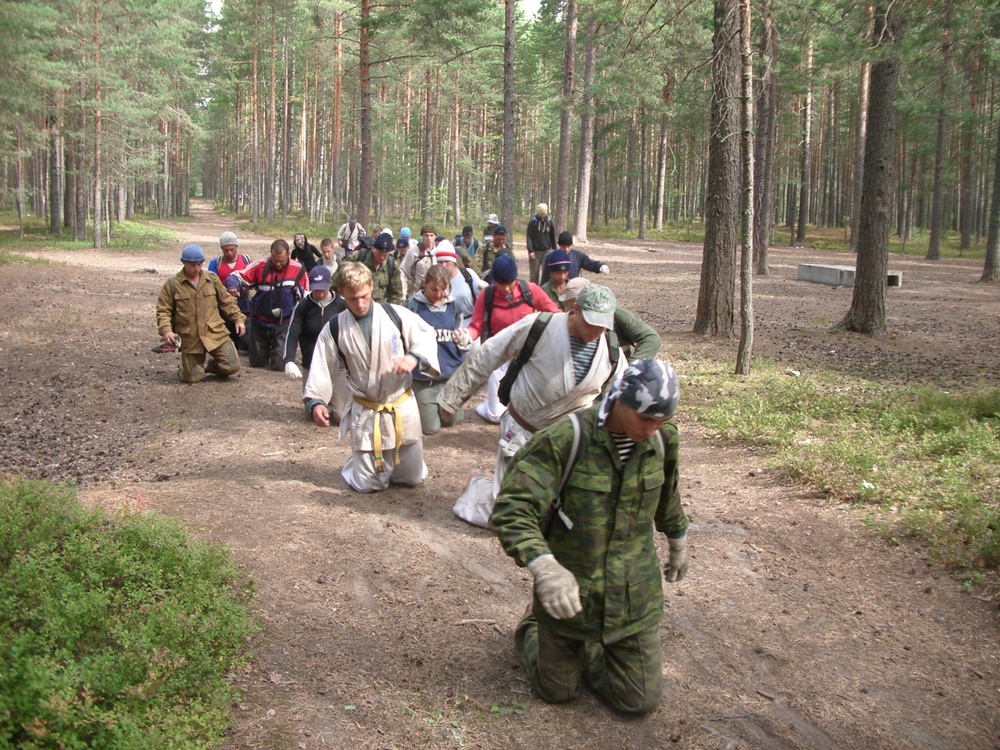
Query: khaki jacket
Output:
[[156, 270, 245, 353]]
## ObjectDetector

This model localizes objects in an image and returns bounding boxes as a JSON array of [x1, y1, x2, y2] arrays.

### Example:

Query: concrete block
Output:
[[797, 263, 902, 288]]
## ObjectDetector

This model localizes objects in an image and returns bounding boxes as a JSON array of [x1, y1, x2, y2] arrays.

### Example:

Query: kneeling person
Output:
[[303, 262, 440, 493], [491, 359, 690, 714], [155, 243, 245, 383]]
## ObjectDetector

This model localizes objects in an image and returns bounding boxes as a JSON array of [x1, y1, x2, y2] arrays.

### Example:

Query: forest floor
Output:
[[3, 201, 999, 749]]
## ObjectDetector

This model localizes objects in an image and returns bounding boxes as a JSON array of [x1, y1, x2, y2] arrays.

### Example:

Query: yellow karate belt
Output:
[[352, 389, 413, 473]]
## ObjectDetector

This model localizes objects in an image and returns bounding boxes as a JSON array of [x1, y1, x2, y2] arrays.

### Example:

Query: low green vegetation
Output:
[[0, 212, 176, 252], [0, 252, 49, 265], [0, 478, 257, 749], [680, 356, 1000, 570]]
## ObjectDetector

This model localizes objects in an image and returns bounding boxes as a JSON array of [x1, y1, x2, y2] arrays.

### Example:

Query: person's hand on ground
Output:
[[285, 362, 302, 380]]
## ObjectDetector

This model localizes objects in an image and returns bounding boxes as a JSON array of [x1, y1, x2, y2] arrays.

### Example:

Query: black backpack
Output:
[[481, 279, 533, 341], [498, 312, 620, 406], [459, 266, 478, 302]]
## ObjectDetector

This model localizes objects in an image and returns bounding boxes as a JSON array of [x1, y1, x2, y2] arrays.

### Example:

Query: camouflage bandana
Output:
[[599, 358, 680, 424]]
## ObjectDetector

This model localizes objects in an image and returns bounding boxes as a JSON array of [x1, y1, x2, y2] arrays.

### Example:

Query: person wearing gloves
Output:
[[303, 261, 440, 493], [282, 265, 346, 378], [337, 217, 366, 256], [539, 231, 610, 285], [490, 358, 688, 714], [155, 244, 246, 383]]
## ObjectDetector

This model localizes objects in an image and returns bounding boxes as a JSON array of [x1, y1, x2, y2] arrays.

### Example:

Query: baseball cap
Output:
[[546, 249, 571, 270], [491, 254, 518, 283], [613, 359, 680, 419], [180, 244, 205, 263], [493, 225, 507, 235], [373, 233, 394, 252], [434, 241, 458, 263], [575, 284, 616, 329], [462, 225, 473, 236], [219, 231, 238, 247], [559, 276, 590, 302], [557, 231, 573, 247], [396, 237, 408, 249], [309, 265, 332, 290]]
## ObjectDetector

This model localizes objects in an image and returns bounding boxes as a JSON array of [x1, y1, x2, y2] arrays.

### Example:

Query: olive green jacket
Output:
[[478, 240, 513, 277], [156, 270, 245, 353], [491, 402, 688, 644]]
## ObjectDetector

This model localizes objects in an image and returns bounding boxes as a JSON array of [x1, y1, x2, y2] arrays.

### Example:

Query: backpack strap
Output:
[[482, 284, 495, 340], [498, 312, 552, 406], [460, 267, 477, 301], [544, 412, 583, 536], [519, 279, 533, 307], [600, 329, 621, 392]]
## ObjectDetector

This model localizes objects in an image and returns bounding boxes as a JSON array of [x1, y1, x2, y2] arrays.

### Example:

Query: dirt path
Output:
[[4, 201, 999, 749]]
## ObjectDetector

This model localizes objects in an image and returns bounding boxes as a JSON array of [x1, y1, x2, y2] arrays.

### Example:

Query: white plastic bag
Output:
[[452, 471, 495, 528]]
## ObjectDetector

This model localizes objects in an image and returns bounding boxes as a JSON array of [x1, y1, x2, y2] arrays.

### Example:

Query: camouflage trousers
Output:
[[179, 340, 241, 383], [515, 614, 663, 715]]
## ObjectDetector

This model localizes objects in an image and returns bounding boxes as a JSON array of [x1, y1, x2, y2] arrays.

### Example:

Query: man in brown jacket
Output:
[[156, 243, 246, 383]]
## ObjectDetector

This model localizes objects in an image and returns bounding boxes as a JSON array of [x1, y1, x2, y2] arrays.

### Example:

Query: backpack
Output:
[[355, 244, 397, 278], [326, 302, 404, 368], [213, 253, 251, 274], [544, 412, 664, 536], [481, 279, 533, 341], [498, 312, 620, 406]]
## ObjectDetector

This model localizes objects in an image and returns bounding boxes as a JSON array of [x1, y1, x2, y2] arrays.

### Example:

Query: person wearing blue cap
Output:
[[155, 244, 246, 383], [491, 358, 688, 715]]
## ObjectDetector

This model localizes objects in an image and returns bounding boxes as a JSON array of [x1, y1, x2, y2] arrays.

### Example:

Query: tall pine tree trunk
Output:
[[795, 38, 813, 244], [834, 7, 900, 338], [982, 111, 1000, 281], [736, 0, 754, 374], [554, 0, 577, 233], [500, 0, 516, 228], [752, 7, 776, 274], [572, 18, 598, 242], [358, 0, 372, 227], [694, 0, 740, 337]]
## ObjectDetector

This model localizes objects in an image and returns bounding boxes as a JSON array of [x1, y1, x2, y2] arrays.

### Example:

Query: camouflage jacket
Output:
[[478, 240, 513, 277], [361, 253, 403, 305], [491, 402, 688, 644]]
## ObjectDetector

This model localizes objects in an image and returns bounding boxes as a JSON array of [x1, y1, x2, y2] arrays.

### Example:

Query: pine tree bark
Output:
[[694, 0, 740, 338], [795, 38, 813, 244], [554, 0, 577, 233], [834, 7, 900, 338], [500, 0, 516, 228], [358, 0, 372, 227], [982, 112, 1000, 281], [92, 0, 102, 249], [572, 18, 598, 242], [736, 0, 754, 374], [752, 8, 776, 274]]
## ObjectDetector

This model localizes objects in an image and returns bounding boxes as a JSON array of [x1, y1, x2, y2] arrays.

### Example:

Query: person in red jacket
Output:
[[232, 239, 309, 370], [463, 254, 559, 423]]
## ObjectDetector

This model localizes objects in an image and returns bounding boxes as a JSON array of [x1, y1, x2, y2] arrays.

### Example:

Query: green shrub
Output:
[[0, 478, 256, 749]]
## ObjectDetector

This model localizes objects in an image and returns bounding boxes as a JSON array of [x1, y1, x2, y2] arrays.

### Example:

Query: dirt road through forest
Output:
[[3, 201, 999, 749]]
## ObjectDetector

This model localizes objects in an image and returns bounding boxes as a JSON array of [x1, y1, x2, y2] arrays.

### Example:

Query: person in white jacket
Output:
[[439, 284, 625, 523], [304, 261, 440, 493]]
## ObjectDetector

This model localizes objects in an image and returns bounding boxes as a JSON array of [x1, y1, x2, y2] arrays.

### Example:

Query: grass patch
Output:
[[0, 477, 257, 748], [680, 357, 1000, 570], [0, 212, 176, 252], [0, 252, 49, 265]]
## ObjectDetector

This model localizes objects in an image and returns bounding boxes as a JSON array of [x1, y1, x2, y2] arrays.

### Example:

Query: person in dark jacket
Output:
[[526, 202, 557, 284], [291, 233, 323, 272], [283, 265, 346, 378], [539, 231, 610, 285]]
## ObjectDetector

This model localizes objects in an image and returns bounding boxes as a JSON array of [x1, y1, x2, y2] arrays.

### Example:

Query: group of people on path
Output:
[[154, 209, 688, 716]]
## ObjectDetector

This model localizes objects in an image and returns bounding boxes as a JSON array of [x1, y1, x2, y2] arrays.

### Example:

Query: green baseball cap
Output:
[[575, 284, 616, 329]]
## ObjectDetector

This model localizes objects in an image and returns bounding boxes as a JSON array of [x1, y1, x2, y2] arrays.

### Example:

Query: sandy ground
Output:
[[2, 200, 998, 749]]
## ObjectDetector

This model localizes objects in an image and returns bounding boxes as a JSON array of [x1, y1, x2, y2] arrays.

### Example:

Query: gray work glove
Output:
[[527, 554, 582, 620], [599, 264, 610, 275], [284, 362, 303, 380], [663, 536, 689, 583]]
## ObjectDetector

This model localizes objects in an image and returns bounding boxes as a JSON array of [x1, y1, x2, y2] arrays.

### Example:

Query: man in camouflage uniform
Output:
[[560, 278, 662, 362], [477, 225, 513, 279], [490, 359, 689, 714]]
